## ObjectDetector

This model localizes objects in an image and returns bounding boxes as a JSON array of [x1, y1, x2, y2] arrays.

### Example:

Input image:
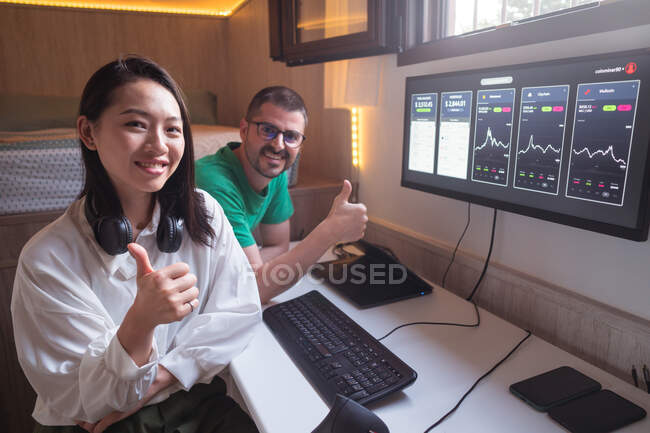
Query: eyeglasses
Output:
[[248, 121, 306, 148]]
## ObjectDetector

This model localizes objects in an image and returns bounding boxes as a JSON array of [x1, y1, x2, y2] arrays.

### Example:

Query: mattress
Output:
[[0, 128, 83, 215], [0, 125, 240, 216]]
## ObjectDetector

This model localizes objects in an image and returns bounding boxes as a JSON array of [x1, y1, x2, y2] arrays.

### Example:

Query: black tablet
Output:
[[509, 366, 601, 411], [548, 389, 647, 433], [311, 240, 432, 309]]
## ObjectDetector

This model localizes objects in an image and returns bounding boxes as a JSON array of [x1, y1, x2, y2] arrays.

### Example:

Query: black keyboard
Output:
[[263, 290, 417, 406]]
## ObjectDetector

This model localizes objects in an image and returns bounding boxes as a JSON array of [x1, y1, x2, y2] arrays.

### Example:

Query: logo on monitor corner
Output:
[[625, 62, 637, 74], [595, 66, 621, 74]]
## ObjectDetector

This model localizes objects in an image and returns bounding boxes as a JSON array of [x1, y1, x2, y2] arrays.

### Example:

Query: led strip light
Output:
[[352, 107, 360, 167], [0, 0, 247, 16]]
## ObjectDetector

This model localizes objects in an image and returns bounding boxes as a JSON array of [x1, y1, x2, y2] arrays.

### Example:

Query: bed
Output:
[[0, 87, 243, 217], [0, 124, 241, 215]]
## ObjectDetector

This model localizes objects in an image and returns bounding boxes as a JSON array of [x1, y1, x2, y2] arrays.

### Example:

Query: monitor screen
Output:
[[401, 49, 650, 241]]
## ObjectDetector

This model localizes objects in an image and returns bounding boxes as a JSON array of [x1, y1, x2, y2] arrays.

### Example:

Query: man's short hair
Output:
[[246, 86, 308, 128]]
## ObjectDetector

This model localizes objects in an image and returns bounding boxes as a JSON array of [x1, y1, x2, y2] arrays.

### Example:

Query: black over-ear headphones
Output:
[[84, 194, 183, 255]]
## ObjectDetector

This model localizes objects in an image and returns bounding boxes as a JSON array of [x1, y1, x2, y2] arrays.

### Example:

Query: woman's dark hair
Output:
[[79, 55, 214, 246], [245, 86, 308, 127]]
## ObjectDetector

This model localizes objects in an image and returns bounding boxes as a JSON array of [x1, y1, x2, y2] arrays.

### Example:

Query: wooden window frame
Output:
[[269, 0, 401, 66]]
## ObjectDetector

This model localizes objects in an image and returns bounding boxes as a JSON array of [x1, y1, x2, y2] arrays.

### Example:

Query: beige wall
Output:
[[343, 24, 650, 321]]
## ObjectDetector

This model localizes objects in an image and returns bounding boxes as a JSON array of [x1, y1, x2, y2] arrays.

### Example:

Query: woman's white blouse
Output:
[[11, 190, 262, 425]]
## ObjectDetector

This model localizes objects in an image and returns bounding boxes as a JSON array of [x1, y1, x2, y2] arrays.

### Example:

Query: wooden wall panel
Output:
[[0, 4, 229, 114], [0, 266, 36, 433], [0, 211, 62, 269], [289, 178, 342, 240], [0, 1, 351, 182], [0, 213, 64, 432]]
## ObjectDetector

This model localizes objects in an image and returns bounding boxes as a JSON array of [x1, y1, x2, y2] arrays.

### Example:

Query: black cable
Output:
[[371, 211, 521, 432], [369, 210, 523, 433], [376, 302, 480, 342], [466, 208, 497, 301], [376, 207, 492, 341], [423, 330, 532, 432], [441, 202, 471, 288]]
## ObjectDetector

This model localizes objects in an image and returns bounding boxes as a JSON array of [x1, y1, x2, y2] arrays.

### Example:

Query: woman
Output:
[[11, 56, 261, 432]]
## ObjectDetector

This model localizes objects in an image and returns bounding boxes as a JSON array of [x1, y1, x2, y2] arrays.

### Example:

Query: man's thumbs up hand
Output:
[[333, 179, 353, 205], [325, 180, 368, 244]]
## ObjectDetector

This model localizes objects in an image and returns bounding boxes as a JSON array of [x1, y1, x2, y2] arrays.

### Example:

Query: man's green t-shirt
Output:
[[195, 142, 294, 248]]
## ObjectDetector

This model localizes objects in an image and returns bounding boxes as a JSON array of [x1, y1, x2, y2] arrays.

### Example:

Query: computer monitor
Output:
[[401, 48, 650, 241]]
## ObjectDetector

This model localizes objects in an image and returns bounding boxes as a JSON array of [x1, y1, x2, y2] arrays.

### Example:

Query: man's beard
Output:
[[245, 142, 293, 179]]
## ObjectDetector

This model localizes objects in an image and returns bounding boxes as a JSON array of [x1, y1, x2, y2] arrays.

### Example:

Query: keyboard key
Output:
[[313, 343, 332, 358], [385, 376, 399, 385], [367, 381, 389, 394], [349, 389, 370, 401]]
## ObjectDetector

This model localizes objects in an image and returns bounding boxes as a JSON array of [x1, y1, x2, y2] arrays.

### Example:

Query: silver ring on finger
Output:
[[186, 301, 194, 313]]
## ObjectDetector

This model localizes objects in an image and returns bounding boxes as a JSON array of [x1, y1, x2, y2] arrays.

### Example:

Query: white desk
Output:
[[230, 268, 650, 432]]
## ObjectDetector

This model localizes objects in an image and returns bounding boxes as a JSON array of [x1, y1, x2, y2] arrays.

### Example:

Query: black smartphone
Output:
[[548, 389, 647, 433], [509, 366, 601, 411]]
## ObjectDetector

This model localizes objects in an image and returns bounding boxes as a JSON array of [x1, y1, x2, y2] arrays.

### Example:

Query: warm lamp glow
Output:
[[351, 107, 360, 167], [0, 0, 247, 16]]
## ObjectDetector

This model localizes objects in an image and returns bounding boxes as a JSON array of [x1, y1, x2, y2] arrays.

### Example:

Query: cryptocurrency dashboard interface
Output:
[[402, 49, 650, 240]]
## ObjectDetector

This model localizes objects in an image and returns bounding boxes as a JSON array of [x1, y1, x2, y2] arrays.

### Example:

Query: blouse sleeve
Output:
[[159, 195, 262, 390], [11, 249, 159, 423]]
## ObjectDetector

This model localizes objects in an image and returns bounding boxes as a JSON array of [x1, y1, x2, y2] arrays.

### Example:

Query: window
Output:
[[295, 0, 368, 42], [445, 0, 596, 38], [269, 0, 400, 66], [399, 0, 650, 66]]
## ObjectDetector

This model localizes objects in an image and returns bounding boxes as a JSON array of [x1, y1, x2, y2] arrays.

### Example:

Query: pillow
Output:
[[0, 93, 79, 131], [191, 125, 240, 160], [185, 90, 218, 125]]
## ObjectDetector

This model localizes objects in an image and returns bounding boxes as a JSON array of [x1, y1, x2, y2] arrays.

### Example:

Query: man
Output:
[[196, 86, 367, 303]]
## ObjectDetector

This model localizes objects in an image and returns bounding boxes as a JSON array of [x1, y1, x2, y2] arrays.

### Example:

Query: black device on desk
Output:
[[509, 366, 602, 411], [263, 290, 417, 407], [311, 239, 433, 309], [548, 389, 647, 433], [511, 367, 647, 432]]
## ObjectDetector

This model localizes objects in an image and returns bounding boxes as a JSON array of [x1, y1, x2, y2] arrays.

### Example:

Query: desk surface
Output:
[[230, 262, 650, 432]]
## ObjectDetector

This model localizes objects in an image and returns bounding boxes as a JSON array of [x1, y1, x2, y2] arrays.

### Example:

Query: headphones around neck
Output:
[[84, 194, 183, 255]]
